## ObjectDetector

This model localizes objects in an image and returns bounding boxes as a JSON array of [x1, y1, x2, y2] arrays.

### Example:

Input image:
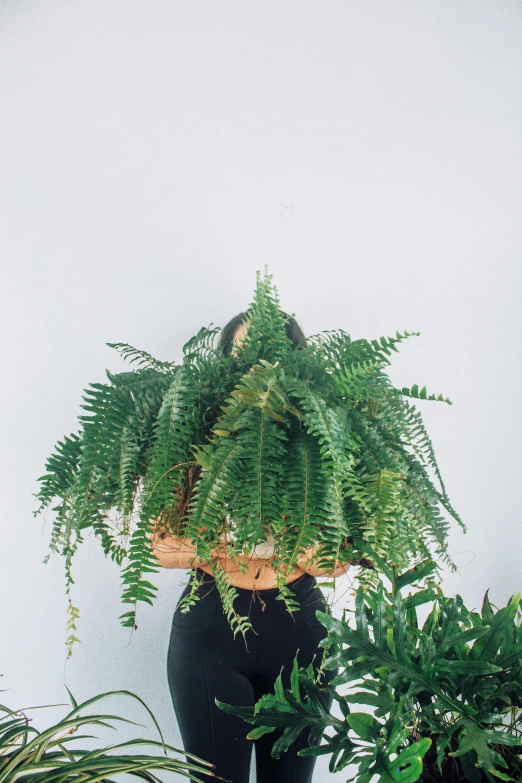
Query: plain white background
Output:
[[1, 2, 521, 781]]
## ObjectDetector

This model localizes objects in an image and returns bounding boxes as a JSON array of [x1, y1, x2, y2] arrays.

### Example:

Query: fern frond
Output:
[[306, 329, 420, 374], [105, 367, 173, 413], [230, 408, 288, 543], [331, 359, 387, 405], [276, 423, 329, 564], [359, 470, 404, 566], [74, 382, 136, 530], [91, 514, 128, 565], [209, 392, 249, 439], [139, 368, 199, 523], [230, 360, 300, 422], [119, 514, 161, 629], [285, 381, 357, 571], [400, 399, 465, 532], [33, 432, 82, 516], [305, 329, 355, 372], [348, 409, 404, 475], [183, 436, 244, 561], [401, 383, 452, 405], [63, 528, 83, 656], [235, 267, 294, 364], [65, 597, 81, 659], [273, 570, 303, 616], [351, 330, 421, 364], [115, 370, 201, 625], [211, 562, 254, 640], [113, 425, 142, 516], [106, 342, 175, 372], [182, 325, 222, 366], [399, 456, 454, 567]]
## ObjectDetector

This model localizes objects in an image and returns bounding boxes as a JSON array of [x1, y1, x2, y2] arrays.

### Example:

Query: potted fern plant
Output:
[[34, 266, 464, 655]]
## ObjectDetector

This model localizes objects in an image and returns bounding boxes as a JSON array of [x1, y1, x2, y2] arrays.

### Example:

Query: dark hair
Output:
[[218, 310, 307, 355]]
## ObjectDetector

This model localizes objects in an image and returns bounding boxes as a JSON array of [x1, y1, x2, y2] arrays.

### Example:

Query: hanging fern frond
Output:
[[33, 432, 83, 516], [183, 435, 244, 561], [114, 369, 203, 628], [140, 367, 199, 524], [73, 382, 136, 529], [285, 381, 358, 573], [400, 398, 465, 530], [119, 513, 161, 629], [358, 469, 404, 567], [105, 367, 173, 413], [230, 408, 288, 544], [278, 423, 329, 562], [212, 562, 254, 639], [331, 358, 388, 406]]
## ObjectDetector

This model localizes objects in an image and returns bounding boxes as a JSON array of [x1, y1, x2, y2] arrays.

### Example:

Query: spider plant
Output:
[[0, 683, 221, 783]]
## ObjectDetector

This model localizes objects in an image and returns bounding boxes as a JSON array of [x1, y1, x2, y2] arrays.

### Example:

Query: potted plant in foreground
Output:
[[0, 683, 219, 783], [34, 266, 463, 654], [217, 556, 522, 783]]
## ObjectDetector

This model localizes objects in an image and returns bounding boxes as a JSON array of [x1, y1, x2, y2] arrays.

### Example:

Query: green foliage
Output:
[[0, 683, 215, 783], [216, 572, 522, 783], [216, 650, 432, 782], [34, 266, 463, 653]]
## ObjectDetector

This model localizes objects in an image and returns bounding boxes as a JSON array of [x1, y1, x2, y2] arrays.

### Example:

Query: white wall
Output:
[[1, 2, 521, 781]]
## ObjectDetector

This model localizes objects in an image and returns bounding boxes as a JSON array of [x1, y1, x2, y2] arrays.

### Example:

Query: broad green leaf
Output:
[[471, 593, 520, 663], [356, 585, 370, 642], [402, 589, 437, 611], [396, 560, 437, 591], [290, 655, 301, 700], [386, 737, 432, 783], [346, 712, 382, 740], [345, 692, 391, 708], [481, 589, 495, 623], [393, 592, 408, 664], [435, 660, 502, 675], [450, 720, 507, 773], [481, 729, 522, 747], [246, 724, 277, 740], [439, 624, 490, 654], [374, 583, 387, 652]]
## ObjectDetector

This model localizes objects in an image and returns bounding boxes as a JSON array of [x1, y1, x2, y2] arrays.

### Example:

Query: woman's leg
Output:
[[252, 625, 338, 783], [251, 577, 339, 783], [168, 571, 338, 783], [167, 575, 258, 783]]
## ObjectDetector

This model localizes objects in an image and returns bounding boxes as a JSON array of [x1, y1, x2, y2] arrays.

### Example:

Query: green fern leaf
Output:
[[34, 432, 82, 516], [183, 436, 244, 561], [140, 367, 198, 523], [106, 342, 174, 372], [401, 383, 452, 405]]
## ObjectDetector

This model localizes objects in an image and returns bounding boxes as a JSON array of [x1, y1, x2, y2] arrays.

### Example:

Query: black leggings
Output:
[[167, 568, 339, 783]]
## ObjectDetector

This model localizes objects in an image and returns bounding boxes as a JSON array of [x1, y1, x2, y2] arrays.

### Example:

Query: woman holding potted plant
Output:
[[153, 310, 350, 783], [36, 268, 462, 781]]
